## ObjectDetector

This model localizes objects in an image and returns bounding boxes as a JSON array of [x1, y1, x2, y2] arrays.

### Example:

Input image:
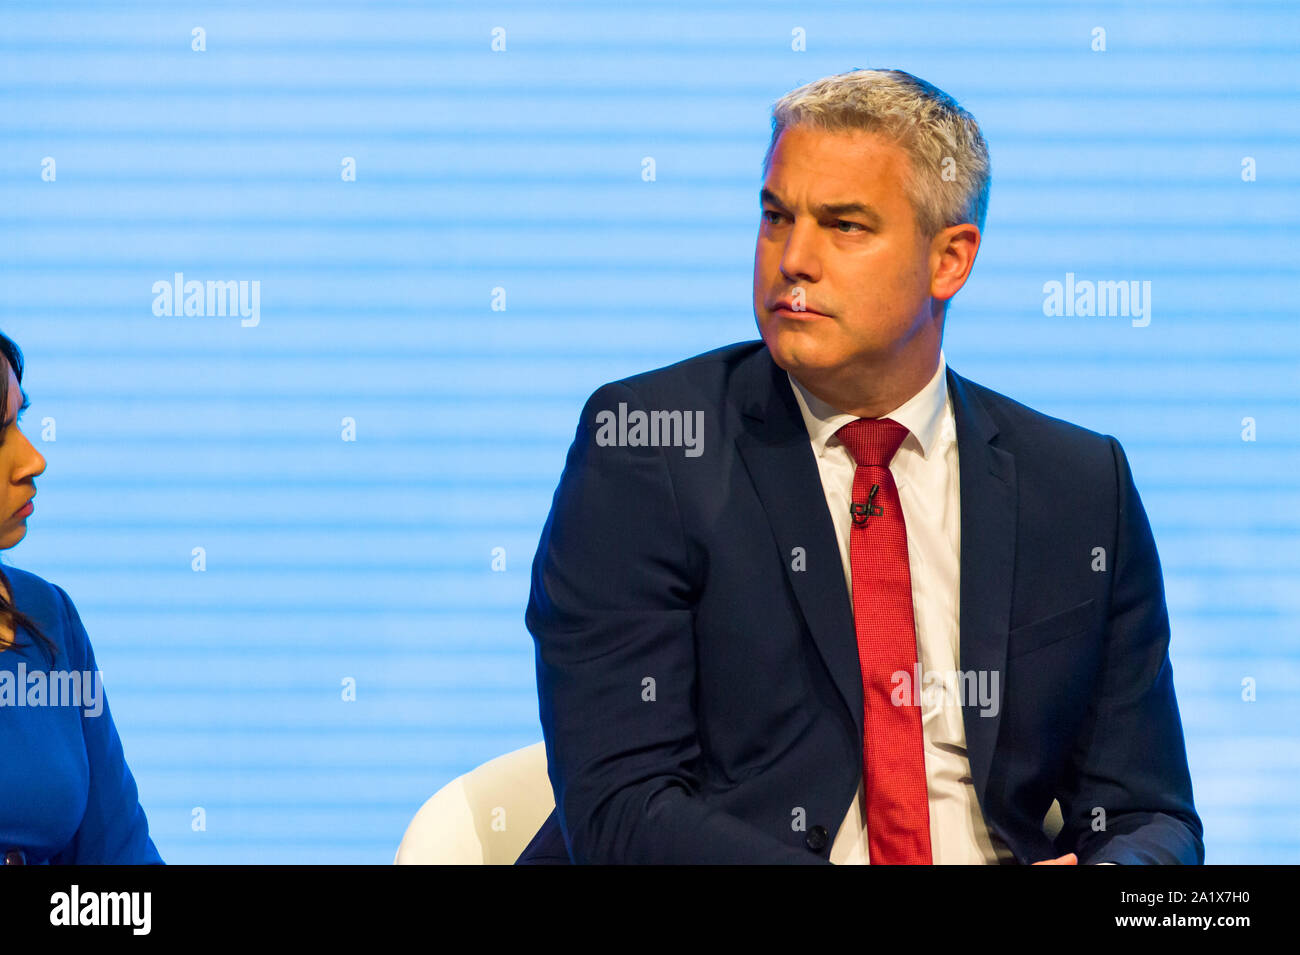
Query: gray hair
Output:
[[763, 69, 990, 239]]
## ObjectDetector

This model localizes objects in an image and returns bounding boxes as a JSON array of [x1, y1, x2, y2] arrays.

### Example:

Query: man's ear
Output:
[[930, 223, 981, 306]]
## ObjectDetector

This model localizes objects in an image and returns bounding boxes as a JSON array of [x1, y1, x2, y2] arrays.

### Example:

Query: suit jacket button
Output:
[[805, 825, 829, 851]]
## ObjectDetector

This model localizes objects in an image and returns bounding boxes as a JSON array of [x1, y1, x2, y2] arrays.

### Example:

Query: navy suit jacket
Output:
[[516, 340, 1203, 865]]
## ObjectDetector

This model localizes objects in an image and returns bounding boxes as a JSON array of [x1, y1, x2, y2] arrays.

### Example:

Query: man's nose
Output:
[[779, 220, 822, 283]]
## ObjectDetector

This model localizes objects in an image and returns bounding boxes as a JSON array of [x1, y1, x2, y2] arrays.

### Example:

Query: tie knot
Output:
[[835, 417, 909, 468]]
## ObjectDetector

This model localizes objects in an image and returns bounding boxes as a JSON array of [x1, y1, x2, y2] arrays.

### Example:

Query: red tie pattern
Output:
[[834, 417, 932, 864]]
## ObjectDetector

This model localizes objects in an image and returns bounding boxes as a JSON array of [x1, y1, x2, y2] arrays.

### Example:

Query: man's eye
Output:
[[761, 210, 783, 224], [836, 220, 867, 233]]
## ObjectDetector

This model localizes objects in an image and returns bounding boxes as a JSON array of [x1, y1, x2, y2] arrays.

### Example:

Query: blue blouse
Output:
[[0, 564, 162, 864]]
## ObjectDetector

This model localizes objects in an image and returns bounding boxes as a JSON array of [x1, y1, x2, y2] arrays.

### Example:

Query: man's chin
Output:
[[761, 323, 846, 375]]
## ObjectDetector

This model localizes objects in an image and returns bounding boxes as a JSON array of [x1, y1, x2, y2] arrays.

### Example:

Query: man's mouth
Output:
[[771, 300, 831, 318]]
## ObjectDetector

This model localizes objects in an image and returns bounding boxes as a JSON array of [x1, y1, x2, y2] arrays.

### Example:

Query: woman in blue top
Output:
[[0, 330, 162, 864]]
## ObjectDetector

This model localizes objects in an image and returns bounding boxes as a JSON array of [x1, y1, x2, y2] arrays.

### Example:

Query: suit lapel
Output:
[[947, 367, 1016, 813], [730, 348, 1018, 816], [734, 348, 864, 736]]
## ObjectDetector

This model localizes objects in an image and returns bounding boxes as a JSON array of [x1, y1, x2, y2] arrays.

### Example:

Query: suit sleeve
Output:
[[49, 585, 163, 865], [1054, 437, 1204, 864], [526, 381, 826, 864]]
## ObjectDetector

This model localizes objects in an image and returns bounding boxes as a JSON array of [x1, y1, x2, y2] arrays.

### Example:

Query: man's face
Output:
[[753, 124, 939, 380]]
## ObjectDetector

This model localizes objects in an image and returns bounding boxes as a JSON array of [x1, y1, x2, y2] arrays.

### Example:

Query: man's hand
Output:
[[1032, 853, 1078, 865]]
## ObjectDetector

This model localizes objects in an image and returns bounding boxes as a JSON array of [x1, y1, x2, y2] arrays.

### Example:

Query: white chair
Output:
[[393, 740, 1067, 863], [394, 741, 556, 864]]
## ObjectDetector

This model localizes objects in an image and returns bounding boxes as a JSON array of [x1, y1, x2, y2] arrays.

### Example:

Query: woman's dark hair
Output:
[[0, 331, 58, 664]]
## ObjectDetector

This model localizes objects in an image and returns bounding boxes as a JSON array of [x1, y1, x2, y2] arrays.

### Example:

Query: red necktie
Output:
[[835, 417, 932, 864]]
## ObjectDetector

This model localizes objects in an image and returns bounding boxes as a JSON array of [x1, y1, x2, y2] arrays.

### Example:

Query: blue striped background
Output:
[[1, 1, 1296, 863]]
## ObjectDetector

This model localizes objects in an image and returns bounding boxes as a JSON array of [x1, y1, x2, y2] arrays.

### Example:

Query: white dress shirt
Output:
[[786, 350, 1015, 865]]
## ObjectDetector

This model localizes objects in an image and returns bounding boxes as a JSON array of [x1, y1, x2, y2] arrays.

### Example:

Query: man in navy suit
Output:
[[516, 69, 1202, 864]]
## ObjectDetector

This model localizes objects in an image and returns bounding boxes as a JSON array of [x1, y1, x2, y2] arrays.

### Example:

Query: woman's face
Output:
[[0, 360, 46, 550]]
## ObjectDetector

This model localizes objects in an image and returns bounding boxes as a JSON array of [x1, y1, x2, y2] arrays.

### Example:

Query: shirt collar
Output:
[[786, 350, 951, 461]]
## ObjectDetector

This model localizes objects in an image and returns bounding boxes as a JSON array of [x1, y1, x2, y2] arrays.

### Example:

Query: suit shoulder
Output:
[[592, 340, 765, 404], [957, 373, 1117, 457]]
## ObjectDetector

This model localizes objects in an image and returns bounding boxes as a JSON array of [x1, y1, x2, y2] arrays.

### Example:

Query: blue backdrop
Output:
[[1, 0, 1295, 863]]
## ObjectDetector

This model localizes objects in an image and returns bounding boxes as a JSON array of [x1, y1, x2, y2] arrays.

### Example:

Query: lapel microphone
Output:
[[850, 483, 882, 528]]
